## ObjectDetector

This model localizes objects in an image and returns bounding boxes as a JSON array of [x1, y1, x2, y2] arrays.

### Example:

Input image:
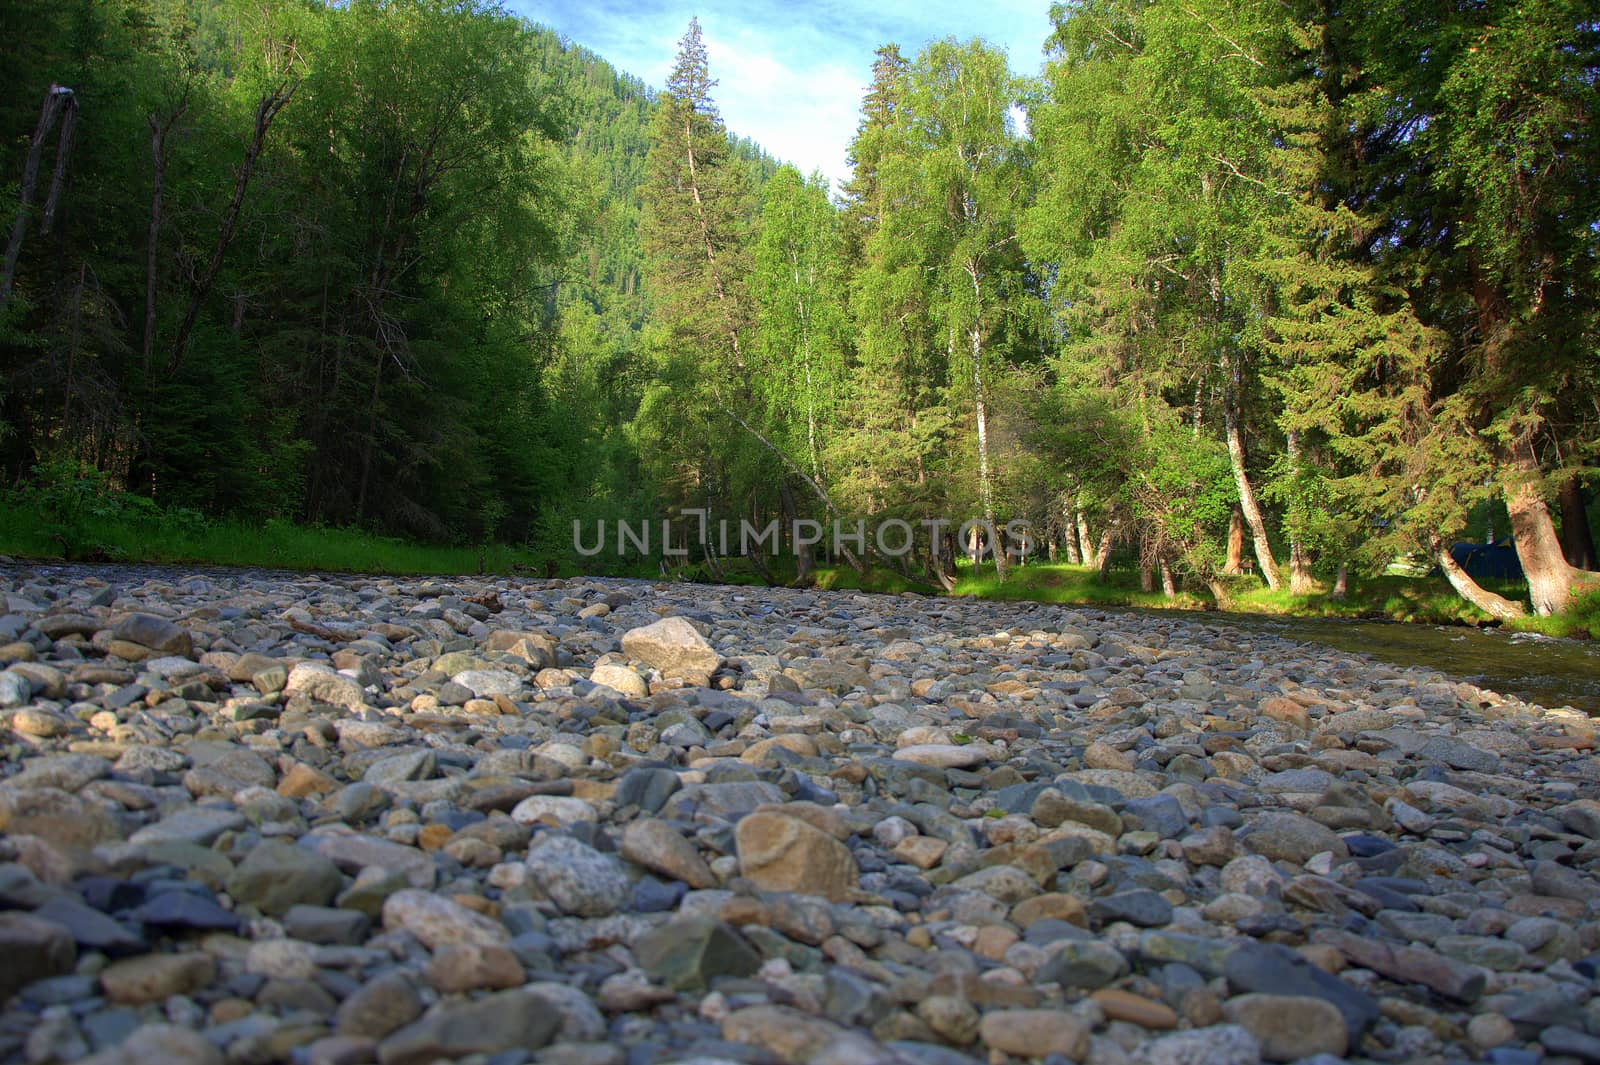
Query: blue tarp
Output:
[[1450, 540, 1523, 581]]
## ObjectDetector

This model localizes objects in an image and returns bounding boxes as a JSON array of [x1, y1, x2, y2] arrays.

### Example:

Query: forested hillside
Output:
[[1, 1, 1596, 620]]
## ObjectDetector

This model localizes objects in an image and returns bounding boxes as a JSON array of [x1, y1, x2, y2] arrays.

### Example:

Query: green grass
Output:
[[0, 500, 546, 576], [1505, 589, 1600, 640], [1228, 574, 1526, 626], [7, 484, 1594, 639], [947, 559, 1552, 629], [952, 560, 1210, 610]]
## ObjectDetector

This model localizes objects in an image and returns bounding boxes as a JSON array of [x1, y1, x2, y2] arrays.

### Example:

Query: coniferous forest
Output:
[[1, 1, 1597, 620]]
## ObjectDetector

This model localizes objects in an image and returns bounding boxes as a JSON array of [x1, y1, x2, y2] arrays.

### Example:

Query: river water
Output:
[[1120, 608, 1600, 714]]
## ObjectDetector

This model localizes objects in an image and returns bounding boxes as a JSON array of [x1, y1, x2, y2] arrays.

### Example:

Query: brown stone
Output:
[[1223, 993, 1348, 1061], [415, 824, 453, 851], [893, 836, 948, 870], [735, 811, 858, 901], [100, 952, 215, 1004], [1323, 930, 1486, 1003], [1011, 893, 1088, 928], [620, 818, 717, 889], [0, 912, 76, 1000], [978, 1009, 1090, 1061], [1259, 696, 1312, 732], [1092, 988, 1179, 1030], [425, 944, 525, 992], [278, 762, 338, 799]]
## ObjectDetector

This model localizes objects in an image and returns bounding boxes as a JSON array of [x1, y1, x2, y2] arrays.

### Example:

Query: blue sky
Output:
[[506, 0, 1057, 190]]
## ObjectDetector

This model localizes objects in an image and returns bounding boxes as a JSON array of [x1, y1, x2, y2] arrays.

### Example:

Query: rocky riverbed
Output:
[[0, 563, 1598, 1065]]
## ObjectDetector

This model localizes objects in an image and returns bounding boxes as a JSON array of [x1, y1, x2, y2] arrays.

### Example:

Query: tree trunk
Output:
[[1289, 542, 1316, 595], [1, 86, 72, 312], [1139, 536, 1155, 593], [1093, 526, 1114, 581], [1224, 391, 1282, 589], [1285, 429, 1317, 594], [779, 483, 812, 585], [1503, 443, 1593, 616], [1160, 556, 1177, 599], [1330, 562, 1349, 601], [1558, 477, 1597, 571], [1433, 537, 1525, 619], [143, 106, 183, 371], [1064, 501, 1082, 565], [167, 80, 297, 376], [1076, 502, 1093, 566], [1223, 508, 1245, 574], [39, 91, 76, 238], [355, 356, 382, 521], [971, 318, 1006, 582]]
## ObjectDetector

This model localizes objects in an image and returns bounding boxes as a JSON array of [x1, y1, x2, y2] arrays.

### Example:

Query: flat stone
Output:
[[1130, 1025, 1262, 1065], [1242, 812, 1348, 865], [0, 911, 76, 1000], [1223, 993, 1348, 1061], [99, 952, 214, 1004], [382, 889, 509, 949], [978, 1009, 1091, 1061], [336, 971, 423, 1039], [894, 743, 997, 768], [110, 614, 191, 656], [620, 818, 718, 889], [375, 987, 561, 1065], [635, 916, 760, 990]]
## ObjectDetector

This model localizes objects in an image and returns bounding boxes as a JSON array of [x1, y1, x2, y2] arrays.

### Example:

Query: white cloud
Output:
[[507, 0, 1055, 191]]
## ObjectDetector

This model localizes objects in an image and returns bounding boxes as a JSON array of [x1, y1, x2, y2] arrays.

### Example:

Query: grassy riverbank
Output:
[[4, 486, 1595, 636]]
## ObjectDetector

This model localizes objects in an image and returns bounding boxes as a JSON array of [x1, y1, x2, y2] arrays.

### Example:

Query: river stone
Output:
[[978, 1009, 1091, 1061], [591, 662, 648, 697], [335, 971, 423, 1039], [363, 750, 435, 785], [0, 787, 122, 856], [1241, 812, 1348, 865], [129, 807, 247, 848], [76, 1023, 222, 1065], [382, 889, 509, 949], [227, 839, 343, 915], [525, 834, 630, 916], [620, 818, 718, 888], [1039, 939, 1131, 988], [620, 617, 720, 673], [285, 664, 367, 711], [735, 810, 859, 901], [636, 916, 760, 990], [0, 912, 76, 1000], [376, 987, 561, 1065], [11, 708, 72, 737], [509, 795, 598, 827], [7, 754, 111, 792], [1224, 942, 1380, 1044], [99, 952, 214, 1004], [893, 743, 997, 768], [110, 614, 191, 656], [1131, 1025, 1262, 1065], [453, 669, 521, 697], [425, 944, 525, 992], [1223, 993, 1348, 1061], [0, 673, 28, 709], [312, 834, 436, 889], [721, 1004, 884, 1062]]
